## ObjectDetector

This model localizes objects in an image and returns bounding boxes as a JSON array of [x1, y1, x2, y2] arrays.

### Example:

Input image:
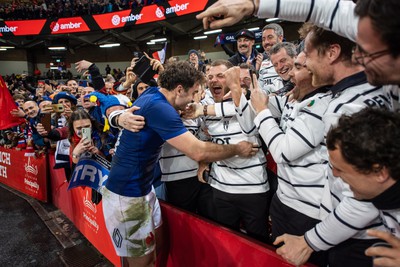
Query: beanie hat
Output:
[[86, 92, 132, 131], [188, 49, 199, 58], [52, 92, 77, 105]]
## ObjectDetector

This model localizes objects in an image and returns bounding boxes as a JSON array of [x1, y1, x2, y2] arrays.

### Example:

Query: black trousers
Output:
[[328, 238, 378, 267], [165, 176, 216, 220], [270, 193, 328, 266], [270, 193, 379, 267], [212, 188, 270, 243]]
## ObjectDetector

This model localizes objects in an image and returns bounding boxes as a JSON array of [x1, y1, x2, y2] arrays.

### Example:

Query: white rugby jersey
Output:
[[258, 58, 282, 94], [257, 0, 358, 42], [305, 72, 390, 251], [236, 89, 331, 219], [159, 118, 203, 182], [204, 100, 269, 194]]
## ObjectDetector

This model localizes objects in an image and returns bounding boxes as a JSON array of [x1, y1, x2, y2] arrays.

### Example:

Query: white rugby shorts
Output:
[[101, 187, 162, 257]]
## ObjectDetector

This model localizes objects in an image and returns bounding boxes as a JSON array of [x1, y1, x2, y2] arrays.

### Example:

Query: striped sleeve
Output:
[[257, 0, 357, 41], [235, 93, 258, 135], [305, 197, 381, 251], [214, 101, 237, 118], [254, 96, 329, 163]]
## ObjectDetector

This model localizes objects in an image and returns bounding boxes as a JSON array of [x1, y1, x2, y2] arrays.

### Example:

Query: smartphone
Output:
[[133, 55, 157, 85], [40, 113, 52, 132], [81, 127, 91, 141], [52, 104, 65, 113]]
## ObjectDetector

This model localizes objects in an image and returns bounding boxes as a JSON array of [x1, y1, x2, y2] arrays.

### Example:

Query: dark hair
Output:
[[307, 25, 355, 63], [67, 109, 105, 145], [210, 59, 234, 69], [355, 0, 400, 58], [269, 42, 297, 58], [158, 61, 205, 92], [327, 107, 400, 180]]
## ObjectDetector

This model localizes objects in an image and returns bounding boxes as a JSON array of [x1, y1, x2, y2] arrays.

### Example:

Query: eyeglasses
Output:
[[352, 44, 391, 67]]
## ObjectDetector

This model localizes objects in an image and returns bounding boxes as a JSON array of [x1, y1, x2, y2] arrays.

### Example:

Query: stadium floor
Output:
[[0, 184, 112, 267]]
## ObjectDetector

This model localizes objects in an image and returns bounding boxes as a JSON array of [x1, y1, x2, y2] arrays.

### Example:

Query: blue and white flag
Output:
[[68, 153, 111, 192]]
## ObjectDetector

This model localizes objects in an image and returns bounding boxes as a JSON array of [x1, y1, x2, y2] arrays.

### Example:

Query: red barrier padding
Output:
[[48, 152, 312, 267], [160, 202, 298, 267], [0, 147, 47, 202]]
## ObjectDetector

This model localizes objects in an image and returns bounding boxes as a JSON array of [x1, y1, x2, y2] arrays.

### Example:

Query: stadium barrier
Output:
[[0, 147, 312, 266]]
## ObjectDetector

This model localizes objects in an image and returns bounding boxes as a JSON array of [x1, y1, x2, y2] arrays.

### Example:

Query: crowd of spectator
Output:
[[0, 0, 167, 21], [2, 0, 400, 263]]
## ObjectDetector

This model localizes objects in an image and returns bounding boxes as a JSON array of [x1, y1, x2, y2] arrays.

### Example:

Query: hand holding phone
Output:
[[81, 127, 91, 141], [40, 113, 52, 132]]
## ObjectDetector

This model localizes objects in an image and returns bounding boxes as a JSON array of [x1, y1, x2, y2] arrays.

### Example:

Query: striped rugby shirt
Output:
[[159, 118, 203, 182], [305, 72, 390, 251], [204, 99, 269, 194], [236, 89, 331, 220], [256, 0, 400, 247], [258, 58, 283, 94]]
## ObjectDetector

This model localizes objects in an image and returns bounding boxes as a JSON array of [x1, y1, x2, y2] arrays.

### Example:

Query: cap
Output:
[[52, 91, 77, 105], [235, 29, 255, 40], [188, 49, 199, 58]]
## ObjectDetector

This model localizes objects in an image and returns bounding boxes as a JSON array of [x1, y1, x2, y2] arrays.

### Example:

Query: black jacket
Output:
[[228, 49, 267, 68]]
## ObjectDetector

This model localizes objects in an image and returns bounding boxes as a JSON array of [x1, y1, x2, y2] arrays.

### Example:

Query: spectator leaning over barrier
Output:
[[327, 108, 400, 267], [245, 50, 331, 266], [183, 60, 270, 243]]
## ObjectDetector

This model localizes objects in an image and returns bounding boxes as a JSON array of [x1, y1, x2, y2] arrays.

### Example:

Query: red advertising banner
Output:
[[50, 17, 91, 34], [49, 152, 120, 266], [1, 0, 209, 36], [0, 147, 47, 202], [93, 9, 134, 30], [0, 20, 46, 36]]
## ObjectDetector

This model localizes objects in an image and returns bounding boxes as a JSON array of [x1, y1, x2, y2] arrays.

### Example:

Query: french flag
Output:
[[152, 43, 167, 64]]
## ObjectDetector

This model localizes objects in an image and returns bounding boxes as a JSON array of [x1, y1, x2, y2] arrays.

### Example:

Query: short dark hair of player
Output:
[[158, 61, 205, 92], [305, 25, 355, 63], [327, 107, 400, 180], [355, 0, 400, 58]]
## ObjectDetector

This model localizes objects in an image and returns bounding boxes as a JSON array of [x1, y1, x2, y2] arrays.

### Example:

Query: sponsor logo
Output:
[[113, 228, 123, 248], [0, 26, 17, 33], [83, 190, 97, 213], [155, 7, 165, 18], [24, 178, 39, 190], [83, 211, 99, 232], [51, 22, 82, 32], [24, 156, 38, 175], [111, 13, 143, 26], [155, 3, 189, 18]]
